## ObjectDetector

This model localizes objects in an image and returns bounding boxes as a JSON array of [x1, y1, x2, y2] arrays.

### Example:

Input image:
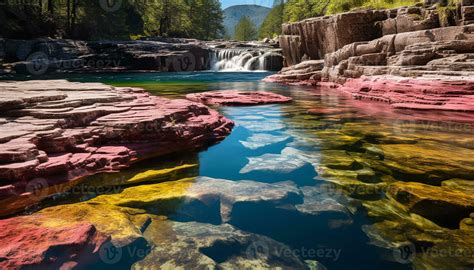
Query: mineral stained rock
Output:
[[0, 80, 234, 216], [339, 75, 474, 112], [0, 217, 110, 270], [0, 175, 341, 269], [186, 90, 292, 106]]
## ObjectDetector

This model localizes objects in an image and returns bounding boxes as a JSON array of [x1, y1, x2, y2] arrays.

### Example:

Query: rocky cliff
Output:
[[266, 1, 474, 111]]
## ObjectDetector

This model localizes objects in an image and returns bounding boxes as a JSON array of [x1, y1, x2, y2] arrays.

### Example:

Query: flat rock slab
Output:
[[0, 80, 234, 216], [186, 90, 292, 106]]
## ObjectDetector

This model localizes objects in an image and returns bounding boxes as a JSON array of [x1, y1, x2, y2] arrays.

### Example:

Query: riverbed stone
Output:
[[186, 90, 293, 106], [387, 181, 474, 228], [133, 220, 309, 269]]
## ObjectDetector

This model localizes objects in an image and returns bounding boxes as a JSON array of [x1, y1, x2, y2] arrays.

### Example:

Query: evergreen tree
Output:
[[259, 3, 284, 39], [234, 16, 257, 41], [0, 0, 225, 40]]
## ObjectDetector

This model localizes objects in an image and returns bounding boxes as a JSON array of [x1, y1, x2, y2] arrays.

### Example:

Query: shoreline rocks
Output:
[[266, 4, 474, 112], [0, 80, 234, 216], [186, 91, 293, 106], [0, 38, 284, 74]]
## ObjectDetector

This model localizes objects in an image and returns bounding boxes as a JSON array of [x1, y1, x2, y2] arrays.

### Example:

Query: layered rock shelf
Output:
[[186, 90, 293, 106], [0, 80, 234, 216], [339, 75, 474, 111], [267, 2, 474, 111]]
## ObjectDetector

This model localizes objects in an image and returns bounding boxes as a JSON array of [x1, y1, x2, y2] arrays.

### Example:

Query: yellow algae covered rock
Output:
[[37, 203, 152, 247], [460, 213, 474, 231], [320, 150, 361, 170], [126, 164, 198, 184], [387, 182, 474, 228], [92, 177, 301, 223], [379, 141, 474, 184], [441, 178, 474, 194]]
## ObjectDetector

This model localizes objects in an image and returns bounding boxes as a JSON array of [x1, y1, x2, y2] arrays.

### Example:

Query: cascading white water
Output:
[[211, 48, 268, 71]]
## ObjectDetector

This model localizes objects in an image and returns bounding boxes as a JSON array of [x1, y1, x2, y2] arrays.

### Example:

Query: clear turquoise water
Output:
[[4, 71, 473, 269]]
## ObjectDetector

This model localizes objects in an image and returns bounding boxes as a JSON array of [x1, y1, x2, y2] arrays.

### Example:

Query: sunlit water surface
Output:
[[4, 72, 474, 269]]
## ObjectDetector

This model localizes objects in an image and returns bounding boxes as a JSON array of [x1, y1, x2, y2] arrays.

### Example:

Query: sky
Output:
[[220, 0, 274, 9]]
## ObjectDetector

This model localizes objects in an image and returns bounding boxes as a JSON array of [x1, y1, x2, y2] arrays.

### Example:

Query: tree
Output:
[[283, 0, 329, 22], [234, 16, 257, 41], [259, 3, 284, 39], [185, 0, 225, 40], [0, 0, 224, 40]]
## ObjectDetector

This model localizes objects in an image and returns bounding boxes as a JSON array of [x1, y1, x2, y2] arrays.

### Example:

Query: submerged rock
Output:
[[186, 90, 292, 106], [239, 133, 291, 150], [388, 181, 474, 228], [92, 176, 302, 223], [0, 80, 234, 216], [133, 220, 309, 269]]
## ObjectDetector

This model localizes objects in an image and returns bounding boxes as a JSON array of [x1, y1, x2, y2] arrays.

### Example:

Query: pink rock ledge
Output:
[[339, 75, 474, 112], [0, 80, 234, 216], [186, 90, 292, 106]]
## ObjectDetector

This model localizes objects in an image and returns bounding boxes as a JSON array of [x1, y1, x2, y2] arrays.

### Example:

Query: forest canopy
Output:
[[234, 16, 258, 41], [0, 0, 225, 40], [258, 0, 421, 38]]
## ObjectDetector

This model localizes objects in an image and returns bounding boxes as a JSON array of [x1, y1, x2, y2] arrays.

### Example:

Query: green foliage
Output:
[[259, 4, 284, 39], [234, 16, 258, 41], [326, 0, 421, 14], [436, 1, 458, 27], [283, 0, 330, 22], [0, 0, 224, 40]]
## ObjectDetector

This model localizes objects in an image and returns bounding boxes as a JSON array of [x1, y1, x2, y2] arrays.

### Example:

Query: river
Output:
[[2, 71, 473, 269]]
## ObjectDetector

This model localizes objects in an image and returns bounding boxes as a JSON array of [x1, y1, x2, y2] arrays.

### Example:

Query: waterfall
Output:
[[211, 48, 268, 71]]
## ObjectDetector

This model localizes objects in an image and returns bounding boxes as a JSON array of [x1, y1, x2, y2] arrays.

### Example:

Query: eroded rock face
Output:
[[186, 90, 292, 106], [263, 60, 324, 85], [0, 80, 234, 216], [323, 26, 474, 83], [280, 10, 387, 66]]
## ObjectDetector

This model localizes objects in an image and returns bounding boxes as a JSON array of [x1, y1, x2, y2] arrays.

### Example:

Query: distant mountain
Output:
[[223, 5, 271, 38]]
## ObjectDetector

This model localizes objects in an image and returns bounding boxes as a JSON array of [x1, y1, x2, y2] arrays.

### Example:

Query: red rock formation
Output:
[[338, 75, 474, 112], [186, 90, 292, 106], [0, 80, 234, 216], [0, 217, 109, 269]]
